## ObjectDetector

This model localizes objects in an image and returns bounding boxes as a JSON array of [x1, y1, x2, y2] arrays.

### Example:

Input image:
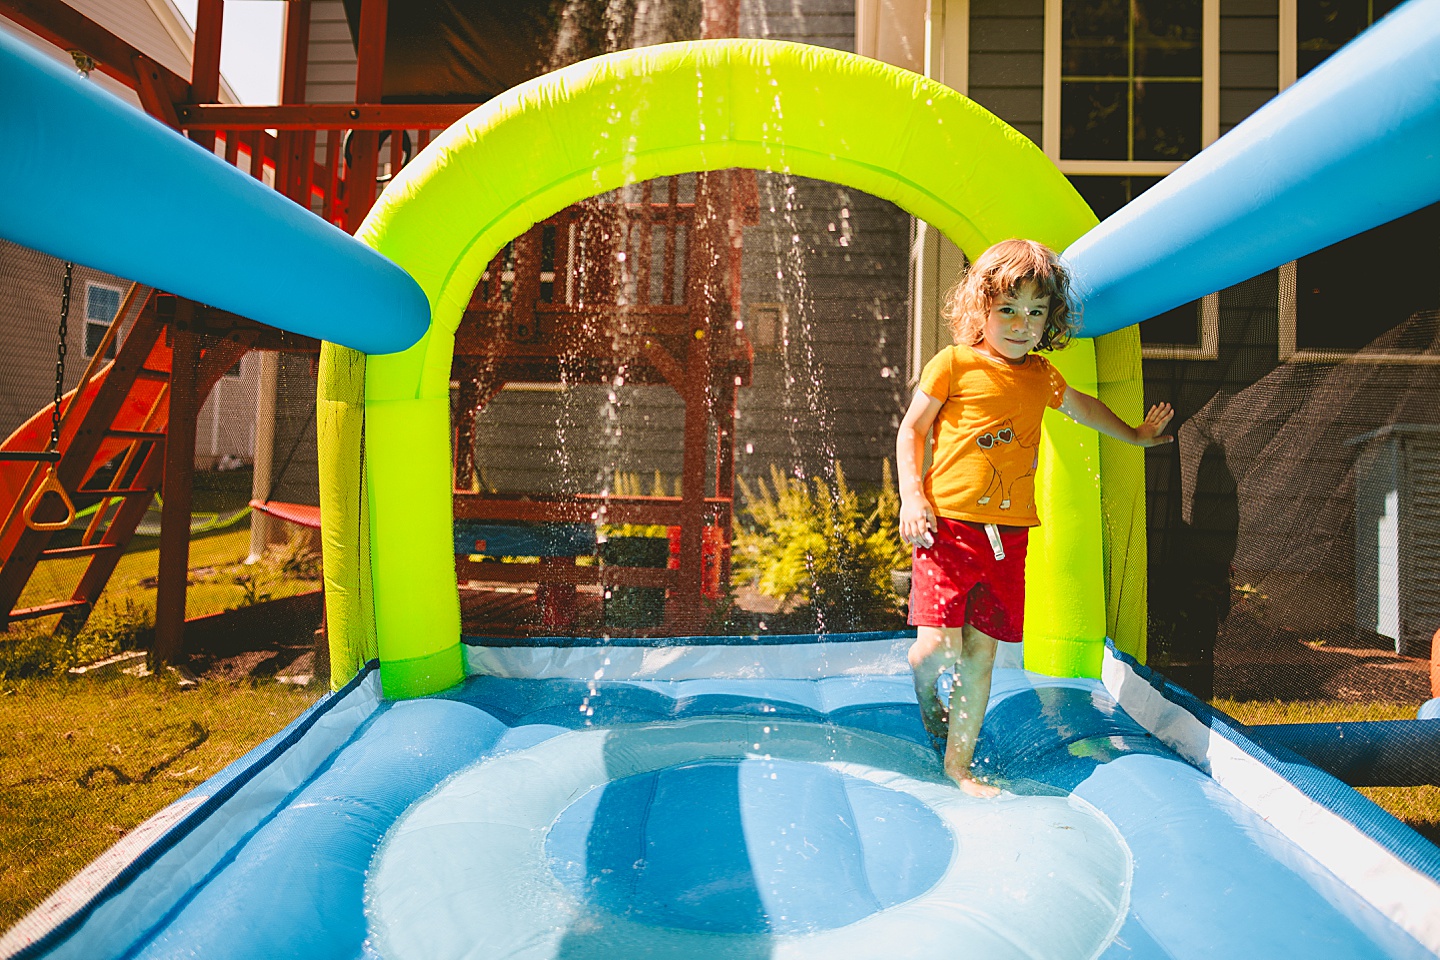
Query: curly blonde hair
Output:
[[941, 238, 1077, 352]]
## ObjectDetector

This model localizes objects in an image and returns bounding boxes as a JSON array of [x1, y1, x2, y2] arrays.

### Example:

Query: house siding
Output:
[[460, 0, 912, 497], [1219, 0, 1278, 136], [303, 1, 357, 104], [967, 0, 1045, 146]]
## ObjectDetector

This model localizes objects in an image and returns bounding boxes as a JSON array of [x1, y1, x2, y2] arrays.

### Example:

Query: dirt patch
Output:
[[1215, 627, 1432, 704]]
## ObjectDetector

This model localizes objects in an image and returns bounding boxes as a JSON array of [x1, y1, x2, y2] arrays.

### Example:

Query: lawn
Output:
[[17, 527, 317, 626], [0, 674, 319, 932], [0, 510, 329, 929], [1215, 698, 1440, 843]]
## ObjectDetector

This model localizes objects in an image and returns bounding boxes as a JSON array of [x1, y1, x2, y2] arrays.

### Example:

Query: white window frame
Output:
[[746, 302, 789, 353], [1042, 0, 1219, 173], [1275, 0, 1437, 365], [1277, 261, 1440, 365], [1042, 0, 1221, 358], [1138, 296, 1220, 360], [83, 280, 124, 359]]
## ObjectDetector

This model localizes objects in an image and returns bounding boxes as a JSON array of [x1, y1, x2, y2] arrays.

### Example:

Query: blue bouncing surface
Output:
[[366, 712, 1132, 960], [34, 663, 1438, 960], [544, 758, 953, 934]]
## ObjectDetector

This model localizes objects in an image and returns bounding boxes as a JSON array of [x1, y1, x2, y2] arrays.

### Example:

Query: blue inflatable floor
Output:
[[5, 637, 1438, 960]]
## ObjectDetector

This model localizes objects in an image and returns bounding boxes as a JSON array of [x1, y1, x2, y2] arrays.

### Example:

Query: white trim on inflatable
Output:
[[463, 636, 1026, 682], [1100, 649, 1440, 956], [0, 671, 383, 960]]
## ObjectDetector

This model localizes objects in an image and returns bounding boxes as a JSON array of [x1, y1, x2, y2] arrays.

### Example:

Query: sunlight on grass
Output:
[[16, 528, 316, 621], [1212, 699, 1417, 725], [0, 674, 319, 931], [1214, 698, 1440, 841]]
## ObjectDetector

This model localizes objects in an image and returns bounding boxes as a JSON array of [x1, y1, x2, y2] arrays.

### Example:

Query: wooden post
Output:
[[278, 0, 312, 204], [248, 351, 280, 561], [714, 364, 737, 592], [188, 0, 223, 152], [153, 313, 202, 666], [702, 0, 740, 39], [343, 0, 389, 233], [671, 173, 728, 630]]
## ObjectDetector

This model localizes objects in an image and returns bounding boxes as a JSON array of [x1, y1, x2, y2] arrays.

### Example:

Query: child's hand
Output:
[[899, 497, 937, 548], [1134, 402, 1176, 447]]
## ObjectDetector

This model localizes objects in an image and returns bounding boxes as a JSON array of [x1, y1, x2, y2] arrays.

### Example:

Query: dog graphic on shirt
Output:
[[975, 419, 1039, 511]]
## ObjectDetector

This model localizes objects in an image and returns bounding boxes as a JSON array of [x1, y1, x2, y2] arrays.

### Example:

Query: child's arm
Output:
[[1058, 388, 1176, 447], [896, 389, 944, 545]]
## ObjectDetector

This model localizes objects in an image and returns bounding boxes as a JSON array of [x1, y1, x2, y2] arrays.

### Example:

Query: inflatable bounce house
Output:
[[1, 0, 1438, 955]]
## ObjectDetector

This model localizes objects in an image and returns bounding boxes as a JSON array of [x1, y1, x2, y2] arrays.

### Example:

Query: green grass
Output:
[[2, 526, 322, 682], [17, 528, 316, 624], [1214, 698, 1440, 843], [0, 674, 318, 931]]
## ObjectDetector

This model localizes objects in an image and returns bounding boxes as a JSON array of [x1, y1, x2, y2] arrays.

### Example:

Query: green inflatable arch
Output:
[[318, 38, 1136, 698]]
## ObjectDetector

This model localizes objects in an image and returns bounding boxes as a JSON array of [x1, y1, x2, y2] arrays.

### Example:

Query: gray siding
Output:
[[0, 241, 139, 436], [267, 354, 321, 504], [1220, 0, 1278, 137], [304, 1, 357, 104], [743, 0, 856, 50], [465, 0, 911, 496], [736, 176, 910, 488], [968, 0, 1044, 146]]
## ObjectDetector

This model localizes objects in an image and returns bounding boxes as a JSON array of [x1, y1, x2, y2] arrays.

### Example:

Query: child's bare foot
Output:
[[953, 775, 1001, 798]]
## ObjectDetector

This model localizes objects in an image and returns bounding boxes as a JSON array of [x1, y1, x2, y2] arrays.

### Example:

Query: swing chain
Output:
[[49, 262, 72, 454]]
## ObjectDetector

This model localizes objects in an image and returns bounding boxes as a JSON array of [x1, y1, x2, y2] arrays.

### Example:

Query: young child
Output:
[[897, 238, 1175, 797]]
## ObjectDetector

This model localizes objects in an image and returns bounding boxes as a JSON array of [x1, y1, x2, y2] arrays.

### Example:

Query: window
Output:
[[1067, 174, 1218, 359], [1279, 202, 1440, 362], [1295, 0, 1402, 78], [84, 282, 122, 359], [1279, 0, 1430, 362], [1060, 0, 1204, 162], [745, 303, 788, 353], [1046, 0, 1217, 172], [1045, 1, 1218, 355]]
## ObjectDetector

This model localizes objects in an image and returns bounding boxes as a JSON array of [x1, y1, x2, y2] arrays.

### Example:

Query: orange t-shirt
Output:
[[918, 345, 1068, 526]]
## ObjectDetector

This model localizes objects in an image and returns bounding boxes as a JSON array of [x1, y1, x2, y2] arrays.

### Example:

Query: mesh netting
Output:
[[0, 240, 325, 931], [1133, 201, 1440, 705]]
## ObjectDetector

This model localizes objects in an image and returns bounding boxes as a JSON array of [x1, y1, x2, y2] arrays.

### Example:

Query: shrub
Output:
[[732, 460, 908, 632], [0, 599, 153, 681]]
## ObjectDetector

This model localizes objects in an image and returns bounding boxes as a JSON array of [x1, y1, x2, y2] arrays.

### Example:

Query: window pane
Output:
[[1140, 303, 1201, 346], [1062, 0, 1129, 77], [1296, 202, 1440, 351], [85, 319, 115, 359], [1061, 81, 1129, 160], [1133, 80, 1201, 160], [1068, 175, 1162, 222], [1296, 0, 1402, 77], [1134, 0, 1203, 77], [87, 285, 120, 323]]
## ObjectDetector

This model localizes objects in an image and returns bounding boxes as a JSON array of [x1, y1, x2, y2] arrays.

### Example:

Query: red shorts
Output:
[[907, 516, 1029, 642]]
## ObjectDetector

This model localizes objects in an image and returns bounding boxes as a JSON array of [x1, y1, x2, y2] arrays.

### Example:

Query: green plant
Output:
[[231, 570, 273, 608], [0, 601, 154, 682], [272, 529, 322, 580], [732, 460, 908, 632]]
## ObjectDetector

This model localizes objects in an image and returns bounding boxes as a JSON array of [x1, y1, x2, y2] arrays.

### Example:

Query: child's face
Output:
[[977, 281, 1050, 362]]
